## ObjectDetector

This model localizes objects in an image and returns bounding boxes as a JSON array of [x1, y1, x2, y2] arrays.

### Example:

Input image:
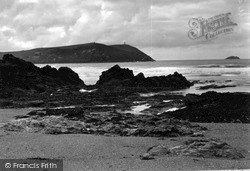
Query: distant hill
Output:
[[225, 56, 240, 60], [0, 43, 155, 63]]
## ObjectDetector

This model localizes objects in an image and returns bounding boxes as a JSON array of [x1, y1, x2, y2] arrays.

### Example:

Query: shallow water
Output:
[[163, 100, 173, 103], [79, 89, 97, 93], [122, 104, 151, 115]]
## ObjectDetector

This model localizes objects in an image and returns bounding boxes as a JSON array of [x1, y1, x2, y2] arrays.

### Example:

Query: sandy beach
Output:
[[0, 109, 249, 171]]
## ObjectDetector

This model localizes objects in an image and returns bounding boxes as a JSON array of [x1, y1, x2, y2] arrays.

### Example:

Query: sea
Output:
[[37, 59, 250, 95]]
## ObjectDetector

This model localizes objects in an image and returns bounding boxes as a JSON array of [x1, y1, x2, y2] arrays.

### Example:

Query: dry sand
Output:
[[0, 109, 250, 171]]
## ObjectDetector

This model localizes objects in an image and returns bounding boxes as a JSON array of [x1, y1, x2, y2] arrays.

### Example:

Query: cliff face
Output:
[[0, 43, 155, 63]]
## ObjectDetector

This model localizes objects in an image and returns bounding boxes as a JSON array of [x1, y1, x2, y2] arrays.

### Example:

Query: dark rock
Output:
[[225, 56, 240, 60], [0, 100, 13, 108], [25, 100, 45, 107], [135, 72, 145, 80], [97, 65, 134, 85], [166, 91, 250, 123], [0, 54, 84, 93], [40, 65, 84, 85], [197, 84, 236, 90], [58, 67, 83, 85], [97, 65, 192, 89], [184, 94, 202, 105], [2, 54, 36, 68], [40, 65, 84, 86], [40, 65, 58, 77]]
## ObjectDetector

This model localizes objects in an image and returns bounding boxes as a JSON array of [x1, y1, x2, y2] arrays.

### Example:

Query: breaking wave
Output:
[[197, 64, 247, 68], [196, 71, 241, 77], [197, 64, 221, 68]]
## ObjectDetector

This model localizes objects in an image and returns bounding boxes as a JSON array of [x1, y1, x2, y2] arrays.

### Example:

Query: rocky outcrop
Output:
[[97, 65, 192, 89], [197, 84, 236, 90], [166, 91, 250, 123], [225, 56, 240, 60], [140, 145, 170, 160], [0, 54, 84, 93], [96, 65, 134, 85], [41, 65, 84, 85], [2, 107, 206, 136], [0, 43, 155, 63], [140, 138, 244, 160]]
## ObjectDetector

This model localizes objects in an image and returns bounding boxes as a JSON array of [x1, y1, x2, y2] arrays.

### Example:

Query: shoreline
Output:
[[1, 56, 249, 170]]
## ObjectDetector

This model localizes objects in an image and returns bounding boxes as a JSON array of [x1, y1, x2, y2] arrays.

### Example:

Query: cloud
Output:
[[19, 0, 39, 3], [0, 0, 249, 59]]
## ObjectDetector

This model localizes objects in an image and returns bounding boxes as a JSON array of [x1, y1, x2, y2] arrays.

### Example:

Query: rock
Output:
[[135, 73, 145, 80], [167, 91, 250, 123], [140, 145, 170, 160], [0, 100, 13, 107], [97, 65, 192, 89], [141, 138, 245, 160], [40, 65, 84, 86], [191, 132, 204, 137], [26, 100, 45, 107], [58, 67, 83, 85], [2, 54, 36, 68], [0, 54, 84, 93], [2, 108, 206, 137], [184, 94, 202, 105], [41, 65, 84, 85], [3, 115, 88, 134], [40, 65, 58, 77], [225, 56, 240, 60], [197, 84, 236, 90], [44, 126, 65, 134], [174, 138, 245, 159], [97, 65, 134, 85], [140, 153, 155, 160]]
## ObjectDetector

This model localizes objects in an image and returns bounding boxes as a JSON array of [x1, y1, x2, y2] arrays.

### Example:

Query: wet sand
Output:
[[0, 109, 250, 171], [0, 108, 41, 123]]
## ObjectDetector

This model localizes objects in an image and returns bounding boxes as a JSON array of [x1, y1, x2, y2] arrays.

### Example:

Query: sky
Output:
[[0, 0, 249, 60]]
